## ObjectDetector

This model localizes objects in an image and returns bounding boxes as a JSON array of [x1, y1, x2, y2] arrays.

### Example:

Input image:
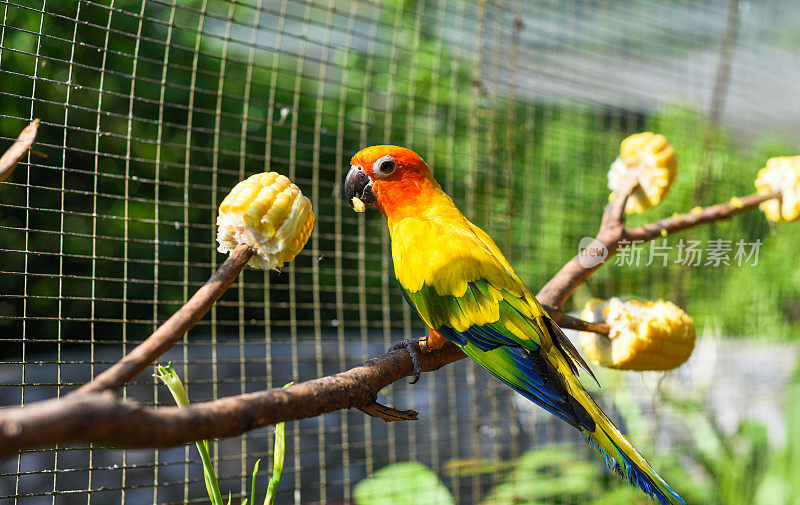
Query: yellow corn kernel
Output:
[[607, 132, 678, 215], [578, 297, 695, 371], [352, 196, 365, 213], [217, 172, 314, 270], [755, 155, 800, 222]]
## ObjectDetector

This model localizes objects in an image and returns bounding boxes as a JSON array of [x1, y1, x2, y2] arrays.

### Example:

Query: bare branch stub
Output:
[[0, 119, 40, 183], [358, 403, 419, 422], [552, 310, 611, 335], [599, 175, 638, 234], [75, 244, 255, 395]]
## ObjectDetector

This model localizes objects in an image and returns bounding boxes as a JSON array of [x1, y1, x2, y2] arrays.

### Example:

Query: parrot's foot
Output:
[[418, 334, 431, 353], [388, 338, 424, 384]]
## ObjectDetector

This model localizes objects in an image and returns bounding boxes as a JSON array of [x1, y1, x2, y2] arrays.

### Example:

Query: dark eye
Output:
[[375, 156, 396, 175]]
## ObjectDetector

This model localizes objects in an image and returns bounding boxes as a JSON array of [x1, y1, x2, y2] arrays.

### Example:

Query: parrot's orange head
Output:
[[345, 145, 442, 221]]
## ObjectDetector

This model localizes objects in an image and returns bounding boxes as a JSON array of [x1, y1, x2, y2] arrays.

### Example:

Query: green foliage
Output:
[[480, 446, 643, 505], [242, 459, 261, 505], [671, 401, 771, 505], [353, 462, 455, 505], [756, 366, 800, 504], [263, 382, 292, 505]]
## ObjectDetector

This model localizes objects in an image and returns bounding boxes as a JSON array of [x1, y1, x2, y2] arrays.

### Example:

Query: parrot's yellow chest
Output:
[[388, 206, 522, 299]]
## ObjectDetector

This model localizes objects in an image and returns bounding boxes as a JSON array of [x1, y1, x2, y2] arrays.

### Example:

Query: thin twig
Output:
[[548, 309, 611, 336], [0, 119, 40, 183], [0, 343, 464, 454], [625, 191, 779, 242], [75, 243, 254, 394]]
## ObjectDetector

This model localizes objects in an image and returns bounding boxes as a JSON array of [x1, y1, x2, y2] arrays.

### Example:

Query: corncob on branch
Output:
[[77, 171, 314, 395]]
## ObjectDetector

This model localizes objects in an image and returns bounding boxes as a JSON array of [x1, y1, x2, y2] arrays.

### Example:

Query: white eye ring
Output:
[[373, 155, 396, 176]]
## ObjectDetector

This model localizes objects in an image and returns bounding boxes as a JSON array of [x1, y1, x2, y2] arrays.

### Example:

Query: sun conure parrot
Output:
[[344, 145, 685, 505]]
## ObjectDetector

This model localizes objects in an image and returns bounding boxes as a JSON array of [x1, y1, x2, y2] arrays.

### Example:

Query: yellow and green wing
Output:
[[392, 213, 684, 504], [401, 278, 595, 429]]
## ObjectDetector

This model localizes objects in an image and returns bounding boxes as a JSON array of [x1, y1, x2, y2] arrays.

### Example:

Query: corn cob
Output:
[[578, 297, 695, 371], [755, 155, 800, 222], [608, 132, 678, 214], [217, 172, 314, 270]]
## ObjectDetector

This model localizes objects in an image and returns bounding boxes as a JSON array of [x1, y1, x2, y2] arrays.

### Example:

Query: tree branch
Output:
[[537, 185, 780, 310], [548, 309, 611, 336], [599, 176, 637, 233], [0, 343, 464, 455], [75, 244, 254, 394], [537, 175, 638, 308]]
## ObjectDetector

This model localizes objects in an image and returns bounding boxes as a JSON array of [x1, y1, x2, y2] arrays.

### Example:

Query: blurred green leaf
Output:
[[481, 447, 601, 505], [353, 462, 454, 505]]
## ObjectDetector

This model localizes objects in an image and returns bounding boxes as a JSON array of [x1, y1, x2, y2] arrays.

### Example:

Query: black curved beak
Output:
[[344, 166, 376, 208]]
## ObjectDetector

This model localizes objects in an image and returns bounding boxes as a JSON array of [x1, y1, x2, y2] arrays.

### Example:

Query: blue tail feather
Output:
[[583, 432, 686, 505]]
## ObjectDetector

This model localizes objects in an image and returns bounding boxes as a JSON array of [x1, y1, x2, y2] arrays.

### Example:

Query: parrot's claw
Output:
[[418, 334, 431, 353], [389, 338, 423, 384]]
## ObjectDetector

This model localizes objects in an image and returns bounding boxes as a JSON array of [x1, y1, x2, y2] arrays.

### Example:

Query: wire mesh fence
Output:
[[1, 0, 799, 503]]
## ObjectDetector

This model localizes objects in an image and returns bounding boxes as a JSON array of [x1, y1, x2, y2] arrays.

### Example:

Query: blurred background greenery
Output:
[[1, 0, 798, 503]]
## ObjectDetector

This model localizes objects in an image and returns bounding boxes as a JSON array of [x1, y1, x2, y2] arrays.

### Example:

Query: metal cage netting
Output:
[[1, 0, 799, 504]]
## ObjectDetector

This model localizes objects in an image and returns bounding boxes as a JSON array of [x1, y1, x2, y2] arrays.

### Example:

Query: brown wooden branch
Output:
[[538, 184, 780, 310], [0, 119, 39, 183], [537, 175, 638, 308], [75, 243, 254, 394], [599, 176, 638, 233], [357, 402, 420, 422], [625, 191, 779, 241], [0, 342, 464, 455]]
